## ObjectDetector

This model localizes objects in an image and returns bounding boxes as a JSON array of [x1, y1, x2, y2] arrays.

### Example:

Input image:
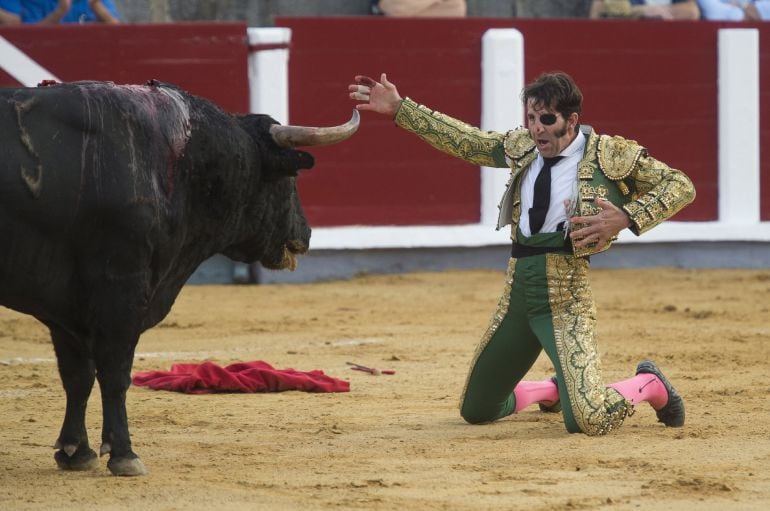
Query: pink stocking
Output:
[[608, 373, 668, 409], [513, 379, 559, 413]]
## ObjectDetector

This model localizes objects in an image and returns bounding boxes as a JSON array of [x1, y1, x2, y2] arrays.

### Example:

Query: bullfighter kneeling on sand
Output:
[[349, 71, 695, 435]]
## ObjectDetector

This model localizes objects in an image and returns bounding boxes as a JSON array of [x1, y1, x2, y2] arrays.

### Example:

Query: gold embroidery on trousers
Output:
[[546, 254, 630, 435]]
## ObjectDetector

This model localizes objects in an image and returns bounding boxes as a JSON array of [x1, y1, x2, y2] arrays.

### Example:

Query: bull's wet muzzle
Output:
[[264, 240, 307, 271]]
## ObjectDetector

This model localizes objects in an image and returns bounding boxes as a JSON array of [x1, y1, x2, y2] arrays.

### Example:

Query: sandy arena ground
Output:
[[1, 267, 769, 510]]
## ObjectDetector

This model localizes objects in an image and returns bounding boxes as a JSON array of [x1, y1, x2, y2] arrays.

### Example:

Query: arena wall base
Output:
[[188, 242, 770, 285], [252, 246, 511, 284], [589, 242, 770, 270]]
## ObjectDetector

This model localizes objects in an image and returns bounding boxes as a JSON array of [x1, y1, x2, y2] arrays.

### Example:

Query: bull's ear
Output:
[[237, 113, 281, 142], [237, 114, 315, 179]]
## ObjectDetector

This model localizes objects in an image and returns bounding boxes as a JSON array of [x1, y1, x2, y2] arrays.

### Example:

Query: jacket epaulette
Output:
[[503, 128, 535, 162], [597, 135, 646, 181]]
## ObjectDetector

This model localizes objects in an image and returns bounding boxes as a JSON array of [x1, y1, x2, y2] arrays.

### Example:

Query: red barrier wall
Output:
[[2, 20, 768, 226], [0, 23, 249, 113], [279, 17, 770, 224]]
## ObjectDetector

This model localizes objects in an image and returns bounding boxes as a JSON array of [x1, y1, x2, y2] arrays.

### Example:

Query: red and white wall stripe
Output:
[[2, 20, 768, 256]]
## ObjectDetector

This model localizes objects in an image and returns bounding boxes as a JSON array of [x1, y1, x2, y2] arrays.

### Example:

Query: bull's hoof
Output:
[[107, 456, 148, 476], [54, 446, 98, 471]]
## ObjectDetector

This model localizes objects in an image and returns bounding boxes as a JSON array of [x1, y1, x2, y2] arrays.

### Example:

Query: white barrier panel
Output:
[[247, 27, 291, 123], [0, 35, 60, 86], [480, 29, 525, 228], [718, 28, 760, 225]]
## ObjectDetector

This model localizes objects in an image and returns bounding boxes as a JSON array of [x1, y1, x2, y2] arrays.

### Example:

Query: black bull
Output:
[[0, 80, 359, 475]]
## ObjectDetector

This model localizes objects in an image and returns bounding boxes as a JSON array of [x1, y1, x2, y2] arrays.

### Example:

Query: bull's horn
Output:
[[269, 110, 360, 148]]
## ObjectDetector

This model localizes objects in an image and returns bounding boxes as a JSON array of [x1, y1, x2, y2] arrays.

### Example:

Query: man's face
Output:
[[526, 98, 578, 158]]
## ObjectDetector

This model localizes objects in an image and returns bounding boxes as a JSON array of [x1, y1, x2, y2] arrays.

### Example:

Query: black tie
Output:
[[529, 156, 563, 234]]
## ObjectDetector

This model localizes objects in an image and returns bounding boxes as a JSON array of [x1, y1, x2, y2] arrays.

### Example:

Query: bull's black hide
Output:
[[0, 80, 356, 475]]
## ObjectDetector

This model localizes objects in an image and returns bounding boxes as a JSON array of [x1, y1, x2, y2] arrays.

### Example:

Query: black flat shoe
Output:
[[636, 360, 685, 427], [538, 376, 562, 413]]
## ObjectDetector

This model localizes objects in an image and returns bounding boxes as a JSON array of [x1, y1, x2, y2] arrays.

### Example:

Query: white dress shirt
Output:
[[518, 132, 585, 237]]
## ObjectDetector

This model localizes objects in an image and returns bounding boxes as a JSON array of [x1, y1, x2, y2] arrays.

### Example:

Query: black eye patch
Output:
[[539, 113, 557, 126]]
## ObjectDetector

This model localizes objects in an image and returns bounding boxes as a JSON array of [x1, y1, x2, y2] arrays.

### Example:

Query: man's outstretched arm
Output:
[[348, 73, 509, 168]]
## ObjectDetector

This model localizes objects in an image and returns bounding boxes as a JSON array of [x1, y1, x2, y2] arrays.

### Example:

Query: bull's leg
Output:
[[49, 326, 99, 471], [94, 338, 148, 476]]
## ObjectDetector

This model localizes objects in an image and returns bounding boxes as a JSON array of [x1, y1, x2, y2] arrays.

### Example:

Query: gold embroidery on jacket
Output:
[[579, 183, 609, 200], [621, 155, 696, 235], [504, 129, 535, 161], [578, 131, 600, 180], [578, 130, 696, 250], [508, 152, 537, 241], [395, 102, 696, 248], [597, 135, 644, 180], [395, 98, 505, 167]]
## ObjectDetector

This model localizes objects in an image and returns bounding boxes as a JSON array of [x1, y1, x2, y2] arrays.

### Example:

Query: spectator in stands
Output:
[[698, 0, 770, 20], [10, 0, 120, 24], [590, 0, 700, 19], [0, 0, 20, 24], [371, 0, 467, 17]]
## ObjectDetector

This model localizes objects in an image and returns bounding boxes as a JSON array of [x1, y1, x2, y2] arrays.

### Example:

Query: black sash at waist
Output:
[[510, 240, 572, 258]]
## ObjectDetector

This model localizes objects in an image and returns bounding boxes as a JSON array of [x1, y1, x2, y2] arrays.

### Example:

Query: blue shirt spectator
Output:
[[591, 0, 701, 19], [20, 0, 120, 24], [0, 0, 20, 25], [698, 0, 770, 20]]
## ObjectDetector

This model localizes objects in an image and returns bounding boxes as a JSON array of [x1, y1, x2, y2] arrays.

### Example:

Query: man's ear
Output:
[[568, 112, 579, 130]]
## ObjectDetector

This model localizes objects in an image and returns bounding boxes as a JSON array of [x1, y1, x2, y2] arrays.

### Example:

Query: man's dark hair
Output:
[[521, 72, 583, 119]]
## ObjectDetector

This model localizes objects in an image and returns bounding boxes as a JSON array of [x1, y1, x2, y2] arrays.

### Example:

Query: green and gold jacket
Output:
[[394, 98, 696, 257]]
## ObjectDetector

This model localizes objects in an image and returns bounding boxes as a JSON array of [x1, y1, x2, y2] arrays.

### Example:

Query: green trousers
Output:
[[459, 232, 630, 435]]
